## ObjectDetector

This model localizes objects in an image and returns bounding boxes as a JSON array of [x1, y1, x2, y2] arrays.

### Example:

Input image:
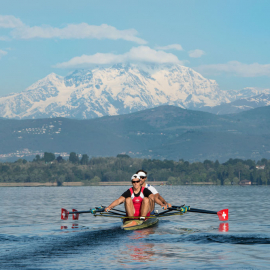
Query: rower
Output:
[[105, 174, 164, 225], [136, 170, 172, 211], [105, 174, 152, 219]]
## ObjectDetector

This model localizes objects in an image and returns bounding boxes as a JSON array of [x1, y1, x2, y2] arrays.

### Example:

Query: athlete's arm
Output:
[[105, 196, 125, 212], [144, 185, 170, 209], [157, 194, 172, 208], [150, 194, 168, 209]]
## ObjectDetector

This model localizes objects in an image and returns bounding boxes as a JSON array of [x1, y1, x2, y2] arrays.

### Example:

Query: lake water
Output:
[[1, 185, 270, 269]]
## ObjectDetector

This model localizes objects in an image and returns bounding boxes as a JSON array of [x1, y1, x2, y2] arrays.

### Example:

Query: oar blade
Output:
[[217, 209, 229, 221], [61, 208, 69, 220], [72, 209, 79, 220]]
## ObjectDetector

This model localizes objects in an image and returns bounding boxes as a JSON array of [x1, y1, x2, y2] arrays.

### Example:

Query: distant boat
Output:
[[239, 180, 251, 186]]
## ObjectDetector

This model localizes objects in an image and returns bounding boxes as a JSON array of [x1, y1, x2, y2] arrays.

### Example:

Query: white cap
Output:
[[131, 174, 139, 180], [137, 171, 147, 177]]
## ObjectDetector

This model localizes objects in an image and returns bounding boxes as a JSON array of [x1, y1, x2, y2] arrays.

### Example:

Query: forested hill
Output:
[[0, 155, 269, 185], [1, 105, 270, 162]]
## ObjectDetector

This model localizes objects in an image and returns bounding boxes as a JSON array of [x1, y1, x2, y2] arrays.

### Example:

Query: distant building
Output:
[[256, 165, 265, 170], [239, 179, 252, 185]]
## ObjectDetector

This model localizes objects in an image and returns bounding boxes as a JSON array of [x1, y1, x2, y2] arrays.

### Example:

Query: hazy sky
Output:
[[0, 0, 270, 96]]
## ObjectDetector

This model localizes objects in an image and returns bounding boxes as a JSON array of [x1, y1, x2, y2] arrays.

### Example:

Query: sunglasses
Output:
[[140, 176, 146, 179], [132, 180, 140, 184]]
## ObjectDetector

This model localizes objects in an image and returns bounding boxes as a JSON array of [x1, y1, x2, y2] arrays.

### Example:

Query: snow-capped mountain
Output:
[[201, 91, 270, 115], [0, 63, 238, 119], [226, 87, 270, 101]]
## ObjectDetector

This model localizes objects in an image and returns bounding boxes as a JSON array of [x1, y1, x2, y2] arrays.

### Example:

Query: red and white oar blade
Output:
[[72, 209, 79, 220], [61, 208, 69, 220], [217, 209, 229, 221]]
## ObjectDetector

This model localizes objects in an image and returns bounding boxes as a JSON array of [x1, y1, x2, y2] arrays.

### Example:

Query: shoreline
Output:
[[0, 181, 219, 187], [0, 181, 166, 187]]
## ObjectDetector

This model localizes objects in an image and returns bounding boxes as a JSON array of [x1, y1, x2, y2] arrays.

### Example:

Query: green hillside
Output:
[[1, 105, 270, 162]]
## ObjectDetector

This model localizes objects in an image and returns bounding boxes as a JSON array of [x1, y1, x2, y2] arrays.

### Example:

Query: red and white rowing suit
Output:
[[129, 186, 151, 217]]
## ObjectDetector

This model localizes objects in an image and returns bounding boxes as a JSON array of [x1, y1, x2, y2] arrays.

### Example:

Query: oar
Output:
[[156, 204, 185, 217], [61, 207, 105, 220], [94, 214, 154, 219], [171, 206, 229, 221], [61, 207, 159, 220], [101, 206, 126, 214], [61, 209, 156, 220]]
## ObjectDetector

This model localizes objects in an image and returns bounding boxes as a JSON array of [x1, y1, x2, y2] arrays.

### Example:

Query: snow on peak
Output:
[[0, 63, 237, 119]]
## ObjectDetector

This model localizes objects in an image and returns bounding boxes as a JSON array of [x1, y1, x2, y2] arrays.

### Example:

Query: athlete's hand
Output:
[[105, 207, 111, 212], [161, 204, 168, 210], [167, 203, 172, 208]]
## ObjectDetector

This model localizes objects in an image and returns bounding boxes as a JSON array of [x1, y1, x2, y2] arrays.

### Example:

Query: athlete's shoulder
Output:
[[121, 188, 132, 198], [146, 183, 158, 194], [143, 187, 152, 196]]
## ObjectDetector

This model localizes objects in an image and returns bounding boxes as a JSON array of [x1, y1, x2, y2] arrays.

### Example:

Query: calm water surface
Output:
[[1, 185, 270, 269]]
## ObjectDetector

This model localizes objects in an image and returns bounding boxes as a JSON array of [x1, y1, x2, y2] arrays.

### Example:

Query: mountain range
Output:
[[1, 63, 270, 162], [202, 91, 270, 114], [1, 105, 270, 162], [1, 63, 270, 119], [2, 63, 270, 120]]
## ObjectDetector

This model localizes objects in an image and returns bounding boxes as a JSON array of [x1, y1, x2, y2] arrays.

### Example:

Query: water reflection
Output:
[[219, 223, 229, 232], [123, 228, 157, 262], [60, 223, 79, 231]]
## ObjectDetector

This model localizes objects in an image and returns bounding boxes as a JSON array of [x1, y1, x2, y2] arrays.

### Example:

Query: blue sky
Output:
[[0, 0, 270, 96]]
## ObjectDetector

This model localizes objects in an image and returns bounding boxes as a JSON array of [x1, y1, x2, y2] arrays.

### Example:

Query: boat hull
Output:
[[122, 217, 159, 231]]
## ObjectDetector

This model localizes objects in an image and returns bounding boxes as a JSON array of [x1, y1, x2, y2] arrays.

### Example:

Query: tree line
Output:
[[0, 152, 269, 185]]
